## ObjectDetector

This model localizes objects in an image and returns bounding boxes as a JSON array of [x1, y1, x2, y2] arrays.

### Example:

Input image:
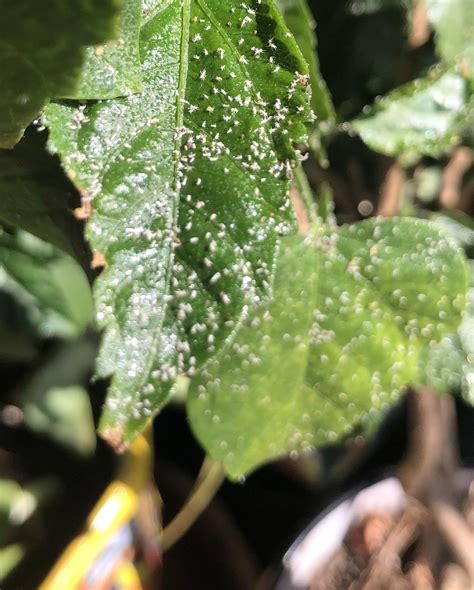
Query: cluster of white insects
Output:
[[191, 218, 466, 470]]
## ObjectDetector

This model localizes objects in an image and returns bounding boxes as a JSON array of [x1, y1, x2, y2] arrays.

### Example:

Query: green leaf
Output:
[[0, 230, 93, 339], [14, 338, 98, 455], [188, 233, 319, 478], [305, 218, 467, 437], [421, 280, 474, 405], [0, 291, 38, 363], [421, 214, 474, 404], [431, 211, 474, 257], [0, 545, 25, 582], [0, 0, 122, 148], [188, 217, 467, 478], [0, 129, 90, 264], [63, 0, 143, 99], [45, 0, 311, 448], [423, 0, 474, 70], [276, 0, 334, 124], [352, 69, 470, 162]]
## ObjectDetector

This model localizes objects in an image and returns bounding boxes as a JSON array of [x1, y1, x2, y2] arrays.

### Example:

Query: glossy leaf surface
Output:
[[63, 0, 143, 99], [46, 0, 311, 448]]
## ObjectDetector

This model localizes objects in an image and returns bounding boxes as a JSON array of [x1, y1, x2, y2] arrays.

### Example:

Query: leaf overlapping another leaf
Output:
[[0, 0, 122, 148], [188, 217, 468, 478], [46, 0, 312, 448], [0, 130, 90, 264], [62, 0, 143, 100], [188, 232, 319, 477], [276, 0, 334, 125]]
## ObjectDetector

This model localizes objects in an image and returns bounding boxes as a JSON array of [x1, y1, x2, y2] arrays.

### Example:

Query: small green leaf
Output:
[[423, 0, 474, 70], [188, 217, 467, 478], [0, 230, 93, 339], [63, 0, 143, 99], [0, 0, 122, 148], [46, 0, 311, 448], [353, 69, 470, 162]]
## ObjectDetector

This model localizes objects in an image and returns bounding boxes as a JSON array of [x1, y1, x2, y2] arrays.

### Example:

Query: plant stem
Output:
[[161, 457, 225, 551]]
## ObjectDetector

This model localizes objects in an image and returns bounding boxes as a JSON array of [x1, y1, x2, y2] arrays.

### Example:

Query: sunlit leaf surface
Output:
[[46, 0, 311, 448], [62, 0, 143, 99], [277, 0, 334, 124], [424, 0, 474, 69]]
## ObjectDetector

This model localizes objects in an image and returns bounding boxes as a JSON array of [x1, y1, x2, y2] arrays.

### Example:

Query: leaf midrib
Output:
[[119, 0, 192, 398]]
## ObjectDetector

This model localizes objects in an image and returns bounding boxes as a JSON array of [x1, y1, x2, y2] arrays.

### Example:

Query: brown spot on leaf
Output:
[[290, 186, 310, 234], [101, 426, 128, 454], [73, 192, 94, 220], [73, 207, 90, 220], [91, 251, 107, 269]]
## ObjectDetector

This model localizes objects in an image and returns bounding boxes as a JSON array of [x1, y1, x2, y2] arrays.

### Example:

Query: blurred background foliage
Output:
[[0, 0, 473, 587]]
